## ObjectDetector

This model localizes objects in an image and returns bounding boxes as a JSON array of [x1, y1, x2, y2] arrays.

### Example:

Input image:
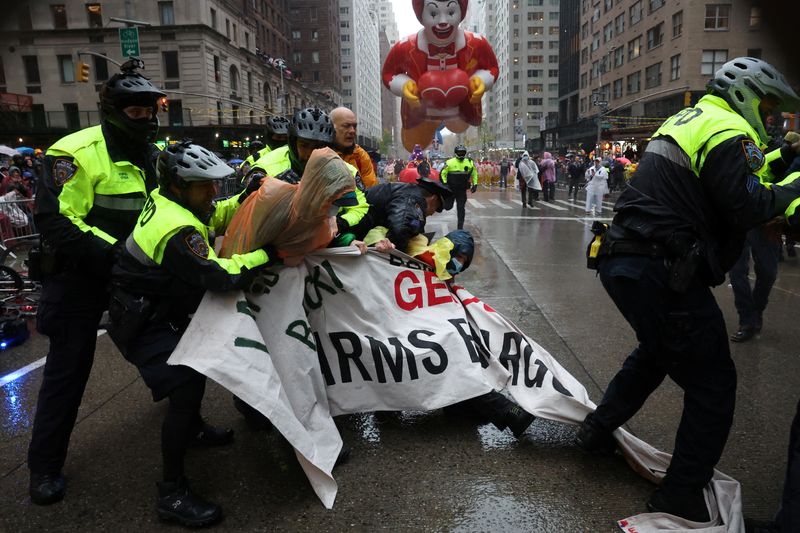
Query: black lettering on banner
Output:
[[388, 252, 431, 271], [552, 375, 573, 397], [320, 259, 344, 289], [409, 329, 448, 375], [330, 331, 372, 384], [304, 264, 340, 310], [367, 336, 397, 383], [499, 332, 524, 385], [234, 337, 268, 352], [139, 196, 156, 226], [315, 332, 335, 386], [250, 270, 280, 295], [388, 336, 419, 380], [448, 318, 482, 366], [286, 320, 316, 351], [236, 300, 256, 319]]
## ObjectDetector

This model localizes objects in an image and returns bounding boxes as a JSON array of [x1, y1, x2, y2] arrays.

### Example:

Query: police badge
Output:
[[741, 140, 766, 173], [184, 231, 210, 258], [53, 158, 78, 186]]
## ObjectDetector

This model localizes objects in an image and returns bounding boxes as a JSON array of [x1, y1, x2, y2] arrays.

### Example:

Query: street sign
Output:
[[594, 100, 608, 107], [119, 27, 140, 58]]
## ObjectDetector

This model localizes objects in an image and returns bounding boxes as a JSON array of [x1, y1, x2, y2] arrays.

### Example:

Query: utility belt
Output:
[[586, 223, 703, 293], [107, 287, 189, 355], [26, 241, 78, 281]]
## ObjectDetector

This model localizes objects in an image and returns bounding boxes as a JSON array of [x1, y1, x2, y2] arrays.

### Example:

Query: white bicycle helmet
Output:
[[707, 57, 800, 144], [156, 140, 233, 188]]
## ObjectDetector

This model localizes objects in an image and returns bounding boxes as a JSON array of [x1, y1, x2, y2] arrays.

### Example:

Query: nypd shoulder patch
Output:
[[184, 231, 209, 258], [53, 158, 78, 187], [741, 140, 766, 173]]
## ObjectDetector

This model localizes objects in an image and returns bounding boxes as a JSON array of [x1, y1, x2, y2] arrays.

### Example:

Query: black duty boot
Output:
[[646, 485, 710, 523], [192, 422, 234, 447], [730, 325, 756, 343], [157, 477, 222, 527], [29, 472, 66, 505], [502, 405, 535, 438], [233, 395, 273, 431], [574, 414, 617, 454]]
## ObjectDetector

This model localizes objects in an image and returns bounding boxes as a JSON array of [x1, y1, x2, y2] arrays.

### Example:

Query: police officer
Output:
[[248, 107, 369, 241], [238, 115, 290, 173], [440, 145, 478, 229], [27, 60, 164, 505], [575, 57, 800, 521], [109, 141, 273, 527]]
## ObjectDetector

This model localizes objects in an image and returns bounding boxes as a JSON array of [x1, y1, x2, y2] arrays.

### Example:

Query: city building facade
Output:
[[0, 0, 336, 151], [288, 0, 343, 106]]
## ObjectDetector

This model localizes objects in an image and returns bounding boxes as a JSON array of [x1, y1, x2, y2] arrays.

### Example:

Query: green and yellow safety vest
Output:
[[441, 157, 478, 186]]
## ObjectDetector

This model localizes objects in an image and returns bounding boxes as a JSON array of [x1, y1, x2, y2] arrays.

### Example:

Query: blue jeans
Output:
[[728, 227, 779, 328], [589, 254, 737, 490]]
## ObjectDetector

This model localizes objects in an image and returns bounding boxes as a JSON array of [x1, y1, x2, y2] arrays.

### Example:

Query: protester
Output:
[[330, 107, 377, 188], [539, 151, 556, 202], [584, 157, 608, 215], [517, 151, 540, 207], [27, 60, 164, 505], [576, 57, 800, 522]]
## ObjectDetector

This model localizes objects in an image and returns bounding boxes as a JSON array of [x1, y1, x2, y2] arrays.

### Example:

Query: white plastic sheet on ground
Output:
[[168, 248, 743, 532]]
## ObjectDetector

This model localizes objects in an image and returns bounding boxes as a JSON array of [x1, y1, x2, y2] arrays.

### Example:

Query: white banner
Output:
[[169, 248, 743, 532]]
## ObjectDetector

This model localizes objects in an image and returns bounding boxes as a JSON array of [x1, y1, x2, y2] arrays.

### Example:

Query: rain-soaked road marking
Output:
[[467, 199, 486, 208], [489, 199, 513, 209], [0, 330, 106, 388], [534, 201, 567, 211]]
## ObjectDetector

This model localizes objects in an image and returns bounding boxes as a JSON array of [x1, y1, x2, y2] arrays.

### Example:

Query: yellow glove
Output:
[[469, 76, 485, 105], [402, 80, 421, 107]]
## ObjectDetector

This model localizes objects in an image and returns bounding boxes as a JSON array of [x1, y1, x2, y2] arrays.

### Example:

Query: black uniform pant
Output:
[[445, 391, 517, 427], [588, 254, 736, 491], [568, 178, 581, 199], [28, 273, 108, 475], [453, 186, 469, 229], [729, 227, 779, 328], [778, 398, 800, 531]]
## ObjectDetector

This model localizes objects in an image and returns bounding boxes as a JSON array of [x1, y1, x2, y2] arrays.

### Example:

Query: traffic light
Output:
[[76, 61, 90, 83], [159, 96, 169, 112]]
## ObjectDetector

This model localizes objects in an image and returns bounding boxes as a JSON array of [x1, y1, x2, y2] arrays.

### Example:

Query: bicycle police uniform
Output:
[[440, 146, 478, 229]]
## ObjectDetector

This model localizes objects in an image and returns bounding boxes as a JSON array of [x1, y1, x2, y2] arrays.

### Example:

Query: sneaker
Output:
[[574, 415, 616, 454], [156, 477, 222, 527], [192, 422, 234, 447], [730, 326, 756, 343], [29, 472, 65, 505], [646, 486, 710, 523]]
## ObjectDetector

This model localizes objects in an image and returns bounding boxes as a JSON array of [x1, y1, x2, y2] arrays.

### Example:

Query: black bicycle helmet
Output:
[[417, 177, 454, 212], [264, 115, 290, 149], [454, 144, 467, 158], [100, 59, 166, 143], [248, 140, 265, 152], [156, 140, 233, 189], [707, 57, 800, 145]]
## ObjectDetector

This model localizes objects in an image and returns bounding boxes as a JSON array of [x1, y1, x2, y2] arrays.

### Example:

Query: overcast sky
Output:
[[389, 0, 423, 38]]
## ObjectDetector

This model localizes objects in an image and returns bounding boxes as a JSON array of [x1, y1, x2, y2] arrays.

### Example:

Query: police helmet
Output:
[[249, 140, 265, 152], [100, 59, 166, 143], [289, 108, 334, 143], [417, 177, 455, 212], [157, 140, 233, 189], [707, 57, 800, 145], [454, 145, 467, 158], [265, 115, 290, 136]]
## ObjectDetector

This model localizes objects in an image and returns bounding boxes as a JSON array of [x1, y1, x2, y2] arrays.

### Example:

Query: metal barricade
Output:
[[0, 197, 37, 249]]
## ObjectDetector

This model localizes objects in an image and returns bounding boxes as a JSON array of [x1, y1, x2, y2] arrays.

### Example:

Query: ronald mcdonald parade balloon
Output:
[[382, 0, 500, 151]]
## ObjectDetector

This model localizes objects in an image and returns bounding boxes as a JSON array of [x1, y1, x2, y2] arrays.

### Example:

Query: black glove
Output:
[[275, 168, 301, 184], [470, 184, 477, 193], [336, 215, 350, 235], [238, 171, 264, 203], [261, 244, 282, 267]]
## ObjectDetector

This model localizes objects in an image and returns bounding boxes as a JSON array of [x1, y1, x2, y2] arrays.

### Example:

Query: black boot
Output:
[[646, 485, 710, 523], [29, 472, 66, 505], [156, 477, 222, 527], [191, 421, 234, 447], [233, 395, 273, 431], [574, 414, 617, 454], [501, 404, 535, 438]]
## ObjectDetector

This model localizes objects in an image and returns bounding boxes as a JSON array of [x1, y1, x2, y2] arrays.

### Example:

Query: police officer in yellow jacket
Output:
[[27, 60, 165, 505], [440, 145, 478, 229], [238, 115, 290, 173], [248, 108, 369, 239], [576, 57, 800, 521], [109, 141, 272, 527]]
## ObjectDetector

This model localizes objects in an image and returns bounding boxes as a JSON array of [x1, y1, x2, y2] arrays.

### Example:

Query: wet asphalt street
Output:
[[1, 186, 798, 532]]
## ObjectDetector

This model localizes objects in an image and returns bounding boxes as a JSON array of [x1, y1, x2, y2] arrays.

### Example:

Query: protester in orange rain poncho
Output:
[[220, 147, 361, 262]]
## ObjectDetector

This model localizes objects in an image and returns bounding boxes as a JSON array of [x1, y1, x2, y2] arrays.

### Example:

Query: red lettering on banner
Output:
[[452, 286, 496, 313], [424, 271, 454, 306], [395, 270, 424, 310]]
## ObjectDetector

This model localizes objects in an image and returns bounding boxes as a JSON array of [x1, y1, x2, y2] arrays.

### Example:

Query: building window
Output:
[[291, 30, 301, 39], [670, 54, 681, 80], [528, 55, 543, 63], [645, 62, 662, 88], [528, 12, 544, 21], [168, 99, 183, 126], [701, 49, 727, 75], [217, 101, 223, 124], [52, 4, 67, 28], [615, 13, 625, 35], [529, 84, 543, 92], [163, 51, 179, 79], [672, 11, 683, 37], [311, 29, 319, 41], [749, 6, 761, 28], [627, 71, 640, 94], [313, 71, 320, 82], [23, 55, 40, 84], [591, 32, 599, 52], [341, 34, 350, 42], [603, 22, 613, 42], [604, 0, 613, 13], [649, 0, 664, 13], [159, 1, 174, 25], [311, 51, 320, 64], [580, 72, 587, 89], [704, 4, 730, 31], [746, 48, 762, 59], [86, 4, 102, 27], [627, 36, 641, 60], [93, 53, 109, 82], [292, 52, 302, 63], [229, 65, 239, 95], [581, 47, 588, 65], [549, 26, 559, 35], [613, 78, 623, 98], [232, 23, 237, 44], [646, 23, 663, 49], [614, 46, 624, 67], [529, 26, 544, 35], [210, 8, 217, 30], [630, 1, 642, 25], [58, 55, 74, 83], [226, 19, 230, 39], [245, 32, 249, 49], [213, 55, 220, 83]]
